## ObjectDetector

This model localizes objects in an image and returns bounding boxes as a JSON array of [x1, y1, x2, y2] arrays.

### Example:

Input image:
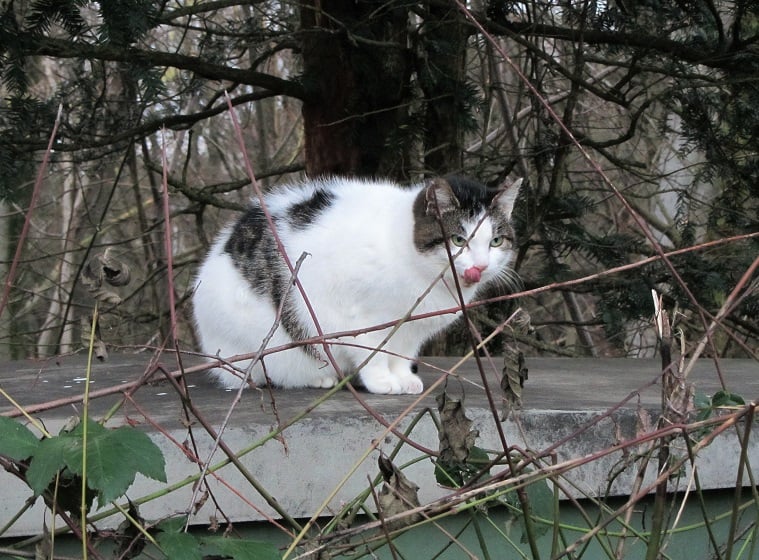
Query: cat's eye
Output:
[[490, 236, 505, 247], [450, 234, 467, 247]]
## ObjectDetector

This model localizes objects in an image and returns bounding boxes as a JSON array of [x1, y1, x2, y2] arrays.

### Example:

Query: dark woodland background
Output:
[[1, 0, 757, 362]]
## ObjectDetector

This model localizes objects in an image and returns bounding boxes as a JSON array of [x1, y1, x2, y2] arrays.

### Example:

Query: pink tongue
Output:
[[464, 267, 482, 284]]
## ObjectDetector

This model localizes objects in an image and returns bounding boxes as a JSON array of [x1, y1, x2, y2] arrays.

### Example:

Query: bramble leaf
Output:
[[0, 416, 40, 460], [25, 418, 166, 508], [204, 536, 282, 560], [26, 435, 74, 495], [157, 530, 202, 560], [64, 420, 166, 505]]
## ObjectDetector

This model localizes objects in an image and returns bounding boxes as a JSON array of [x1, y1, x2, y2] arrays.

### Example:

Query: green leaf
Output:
[[157, 516, 188, 533], [434, 460, 461, 486], [158, 530, 202, 560], [203, 536, 281, 560], [0, 416, 40, 460], [520, 479, 553, 543], [711, 390, 745, 408], [468, 445, 491, 469], [693, 392, 711, 410], [110, 426, 167, 483], [26, 435, 77, 495], [62, 420, 166, 505], [25, 418, 166, 506]]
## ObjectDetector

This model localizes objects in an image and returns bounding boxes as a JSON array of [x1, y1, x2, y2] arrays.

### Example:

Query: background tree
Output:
[[0, 0, 756, 361]]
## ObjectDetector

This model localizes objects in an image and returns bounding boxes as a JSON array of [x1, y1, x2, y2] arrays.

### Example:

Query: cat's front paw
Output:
[[359, 369, 424, 395], [308, 373, 339, 389], [397, 373, 424, 394]]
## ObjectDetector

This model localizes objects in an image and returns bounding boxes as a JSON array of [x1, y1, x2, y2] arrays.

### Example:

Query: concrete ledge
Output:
[[1, 355, 757, 537]]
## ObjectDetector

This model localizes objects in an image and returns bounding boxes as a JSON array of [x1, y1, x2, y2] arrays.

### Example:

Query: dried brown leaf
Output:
[[82, 251, 131, 305], [437, 392, 478, 465], [500, 308, 532, 420], [377, 455, 421, 531], [80, 316, 108, 361], [501, 351, 527, 419], [35, 520, 52, 560]]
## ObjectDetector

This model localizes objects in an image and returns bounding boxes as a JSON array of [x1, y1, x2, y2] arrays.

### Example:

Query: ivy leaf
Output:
[[203, 536, 281, 560], [500, 476, 554, 544], [711, 390, 745, 408], [0, 416, 40, 460]]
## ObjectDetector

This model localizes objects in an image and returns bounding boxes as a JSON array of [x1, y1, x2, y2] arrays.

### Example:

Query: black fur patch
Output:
[[224, 206, 279, 295], [413, 176, 501, 254], [287, 188, 335, 230], [224, 205, 317, 358], [444, 175, 497, 217]]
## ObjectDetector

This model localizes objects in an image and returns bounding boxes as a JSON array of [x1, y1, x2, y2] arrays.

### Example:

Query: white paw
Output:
[[359, 370, 424, 395], [308, 374, 338, 389], [398, 373, 424, 394]]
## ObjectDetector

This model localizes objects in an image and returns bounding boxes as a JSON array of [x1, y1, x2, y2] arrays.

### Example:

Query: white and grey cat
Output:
[[192, 175, 522, 394]]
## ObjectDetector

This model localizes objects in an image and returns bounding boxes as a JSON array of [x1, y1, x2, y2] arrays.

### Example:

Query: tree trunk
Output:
[[36, 168, 81, 356], [300, 0, 412, 178], [419, 1, 468, 175]]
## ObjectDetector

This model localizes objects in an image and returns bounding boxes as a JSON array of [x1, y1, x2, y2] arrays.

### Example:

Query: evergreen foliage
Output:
[[0, 0, 757, 357]]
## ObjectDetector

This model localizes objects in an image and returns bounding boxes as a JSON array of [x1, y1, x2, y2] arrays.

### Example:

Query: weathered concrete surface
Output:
[[0, 354, 757, 537]]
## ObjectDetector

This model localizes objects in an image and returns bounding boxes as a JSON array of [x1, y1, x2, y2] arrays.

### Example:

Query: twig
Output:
[[0, 104, 63, 321]]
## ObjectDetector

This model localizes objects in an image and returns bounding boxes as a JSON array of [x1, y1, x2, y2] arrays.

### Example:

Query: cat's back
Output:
[[263, 177, 417, 223]]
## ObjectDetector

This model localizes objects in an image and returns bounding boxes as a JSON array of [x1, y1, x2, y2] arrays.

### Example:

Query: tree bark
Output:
[[299, 0, 412, 177], [419, 1, 468, 174]]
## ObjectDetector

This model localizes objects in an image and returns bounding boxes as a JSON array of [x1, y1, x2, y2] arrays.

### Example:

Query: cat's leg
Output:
[[255, 344, 340, 389], [306, 370, 339, 388], [358, 354, 423, 394], [388, 355, 424, 393], [340, 329, 423, 394], [209, 359, 267, 389]]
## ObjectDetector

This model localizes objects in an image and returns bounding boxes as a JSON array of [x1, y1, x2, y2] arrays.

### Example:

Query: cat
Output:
[[192, 175, 522, 394]]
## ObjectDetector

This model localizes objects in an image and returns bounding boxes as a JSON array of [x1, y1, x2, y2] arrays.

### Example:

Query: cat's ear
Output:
[[425, 178, 460, 215], [491, 177, 523, 218]]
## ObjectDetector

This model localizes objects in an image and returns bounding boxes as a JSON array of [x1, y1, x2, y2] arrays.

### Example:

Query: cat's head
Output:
[[413, 175, 522, 292]]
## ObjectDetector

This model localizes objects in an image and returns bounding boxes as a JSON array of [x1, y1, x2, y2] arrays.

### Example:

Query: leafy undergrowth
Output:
[[1, 369, 755, 560], [0, 417, 165, 511], [0, 413, 284, 560]]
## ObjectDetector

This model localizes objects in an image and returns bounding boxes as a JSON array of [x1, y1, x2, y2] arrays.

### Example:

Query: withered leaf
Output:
[[435, 392, 484, 486], [501, 308, 532, 420], [377, 455, 421, 531], [80, 316, 108, 361], [437, 392, 477, 464], [82, 251, 131, 306], [500, 350, 527, 420], [35, 520, 52, 560]]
